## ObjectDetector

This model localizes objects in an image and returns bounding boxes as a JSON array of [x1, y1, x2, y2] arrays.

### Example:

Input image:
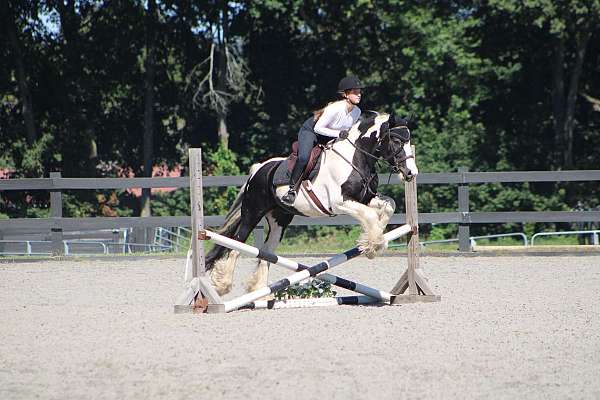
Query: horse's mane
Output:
[[357, 110, 381, 135]]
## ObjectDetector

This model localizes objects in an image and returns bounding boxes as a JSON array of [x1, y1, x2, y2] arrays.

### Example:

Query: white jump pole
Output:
[[202, 228, 397, 302], [241, 295, 380, 310], [207, 223, 413, 313]]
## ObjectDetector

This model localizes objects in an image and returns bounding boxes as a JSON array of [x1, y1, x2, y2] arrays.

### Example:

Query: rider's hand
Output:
[[339, 130, 349, 140]]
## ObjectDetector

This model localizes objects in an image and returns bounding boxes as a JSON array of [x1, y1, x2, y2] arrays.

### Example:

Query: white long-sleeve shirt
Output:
[[313, 101, 361, 138]]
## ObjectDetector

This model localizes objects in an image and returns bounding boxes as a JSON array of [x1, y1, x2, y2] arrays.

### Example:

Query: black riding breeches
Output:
[[290, 124, 317, 185]]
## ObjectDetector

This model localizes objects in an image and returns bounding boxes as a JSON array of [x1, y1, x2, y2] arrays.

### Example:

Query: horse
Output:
[[205, 111, 419, 295]]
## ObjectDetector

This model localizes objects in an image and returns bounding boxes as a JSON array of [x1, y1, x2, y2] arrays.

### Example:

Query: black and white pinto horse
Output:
[[206, 111, 419, 295]]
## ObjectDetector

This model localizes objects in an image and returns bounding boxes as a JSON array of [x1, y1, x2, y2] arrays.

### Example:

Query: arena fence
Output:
[[1, 170, 599, 254]]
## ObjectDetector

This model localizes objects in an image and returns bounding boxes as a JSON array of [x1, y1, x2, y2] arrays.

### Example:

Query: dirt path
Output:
[[1, 255, 599, 400]]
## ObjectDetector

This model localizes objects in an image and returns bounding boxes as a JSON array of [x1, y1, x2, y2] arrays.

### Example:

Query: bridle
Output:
[[336, 123, 413, 168], [384, 127, 415, 173], [329, 122, 414, 197]]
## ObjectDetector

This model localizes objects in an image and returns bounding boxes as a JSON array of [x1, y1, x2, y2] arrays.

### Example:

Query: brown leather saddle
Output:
[[283, 141, 333, 215], [287, 141, 324, 178]]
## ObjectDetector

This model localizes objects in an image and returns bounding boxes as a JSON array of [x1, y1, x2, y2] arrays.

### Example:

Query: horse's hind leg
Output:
[[210, 161, 279, 295], [210, 210, 265, 295], [246, 210, 293, 293], [210, 250, 241, 295]]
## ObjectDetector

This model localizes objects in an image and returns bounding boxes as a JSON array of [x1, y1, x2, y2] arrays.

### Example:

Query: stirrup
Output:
[[282, 188, 296, 205]]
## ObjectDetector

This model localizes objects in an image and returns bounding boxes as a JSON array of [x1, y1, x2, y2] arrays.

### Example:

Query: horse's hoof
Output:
[[362, 248, 377, 259], [357, 238, 384, 259]]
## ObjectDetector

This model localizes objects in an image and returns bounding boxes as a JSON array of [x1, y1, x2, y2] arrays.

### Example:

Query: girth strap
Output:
[[301, 181, 335, 217]]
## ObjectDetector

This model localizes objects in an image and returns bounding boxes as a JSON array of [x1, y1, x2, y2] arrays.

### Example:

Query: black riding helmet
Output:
[[337, 76, 364, 92]]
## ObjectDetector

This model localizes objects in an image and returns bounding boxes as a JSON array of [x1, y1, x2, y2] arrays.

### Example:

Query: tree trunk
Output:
[[55, 0, 97, 176], [217, 115, 229, 148], [216, 1, 229, 148], [4, 3, 37, 144], [141, 0, 157, 219], [563, 27, 591, 168], [551, 36, 565, 163]]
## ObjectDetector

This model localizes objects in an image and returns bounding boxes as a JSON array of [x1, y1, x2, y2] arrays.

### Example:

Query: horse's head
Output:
[[353, 111, 419, 181], [378, 113, 419, 180]]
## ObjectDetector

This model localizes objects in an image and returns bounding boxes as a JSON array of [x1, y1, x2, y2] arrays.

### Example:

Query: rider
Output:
[[282, 75, 364, 205]]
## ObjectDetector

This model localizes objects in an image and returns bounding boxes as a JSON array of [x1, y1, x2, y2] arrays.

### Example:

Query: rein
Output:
[[329, 126, 414, 198], [330, 146, 379, 198]]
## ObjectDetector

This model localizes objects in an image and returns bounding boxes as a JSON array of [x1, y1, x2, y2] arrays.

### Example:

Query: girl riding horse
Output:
[[282, 76, 364, 205]]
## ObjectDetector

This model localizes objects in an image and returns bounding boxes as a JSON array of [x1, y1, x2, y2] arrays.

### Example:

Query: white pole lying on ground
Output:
[[242, 295, 380, 310], [206, 223, 413, 313]]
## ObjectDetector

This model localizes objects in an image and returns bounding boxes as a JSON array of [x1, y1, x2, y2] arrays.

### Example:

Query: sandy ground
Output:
[[1, 254, 599, 400]]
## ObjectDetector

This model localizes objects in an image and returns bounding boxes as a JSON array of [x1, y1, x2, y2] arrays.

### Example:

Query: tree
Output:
[[189, 0, 255, 148], [2, 1, 37, 145], [141, 0, 158, 219], [49, 0, 102, 176], [479, 0, 600, 168]]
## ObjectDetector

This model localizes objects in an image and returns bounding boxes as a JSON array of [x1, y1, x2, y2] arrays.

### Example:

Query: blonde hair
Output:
[[312, 99, 346, 121]]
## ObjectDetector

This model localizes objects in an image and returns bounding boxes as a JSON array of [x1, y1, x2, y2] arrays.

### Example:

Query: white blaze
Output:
[[403, 142, 419, 176]]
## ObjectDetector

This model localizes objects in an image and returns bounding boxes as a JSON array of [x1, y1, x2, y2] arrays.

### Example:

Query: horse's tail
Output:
[[204, 163, 261, 271], [204, 186, 244, 272]]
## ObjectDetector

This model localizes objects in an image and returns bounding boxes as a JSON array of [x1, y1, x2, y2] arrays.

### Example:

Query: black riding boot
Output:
[[282, 119, 317, 206], [282, 152, 306, 205]]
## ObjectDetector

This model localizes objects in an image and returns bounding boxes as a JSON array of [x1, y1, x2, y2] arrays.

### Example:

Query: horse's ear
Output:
[[388, 112, 395, 126], [380, 122, 390, 138], [404, 112, 416, 128]]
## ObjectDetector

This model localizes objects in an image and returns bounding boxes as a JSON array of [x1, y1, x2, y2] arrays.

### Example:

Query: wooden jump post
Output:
[[389, 146, 440, 304], [174, 147, 440, 314]]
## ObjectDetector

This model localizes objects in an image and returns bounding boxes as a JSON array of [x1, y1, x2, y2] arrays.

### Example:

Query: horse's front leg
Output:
[[368, 195, 396, 229], [332, 200, 385, 259]]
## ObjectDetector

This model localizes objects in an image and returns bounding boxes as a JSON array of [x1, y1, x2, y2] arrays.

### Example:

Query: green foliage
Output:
[[0, 134, 57, 178], [203, 143, 242, 216], [274, 278, 337, 300], [61, 194, 95, 218], [20, 134, 56, 178], [277, 226, 362, 253], [151, 189, 190, 217], [427, 224, 458, 241]]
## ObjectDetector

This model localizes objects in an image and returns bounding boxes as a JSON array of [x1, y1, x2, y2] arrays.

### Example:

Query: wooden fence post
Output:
[[458, 167, 471, 252], [189, 149, 205, 277], [50, 172, 64, 256]]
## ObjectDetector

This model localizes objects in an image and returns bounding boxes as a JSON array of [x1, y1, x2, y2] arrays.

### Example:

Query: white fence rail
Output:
[[531, 230, 600, 246]]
